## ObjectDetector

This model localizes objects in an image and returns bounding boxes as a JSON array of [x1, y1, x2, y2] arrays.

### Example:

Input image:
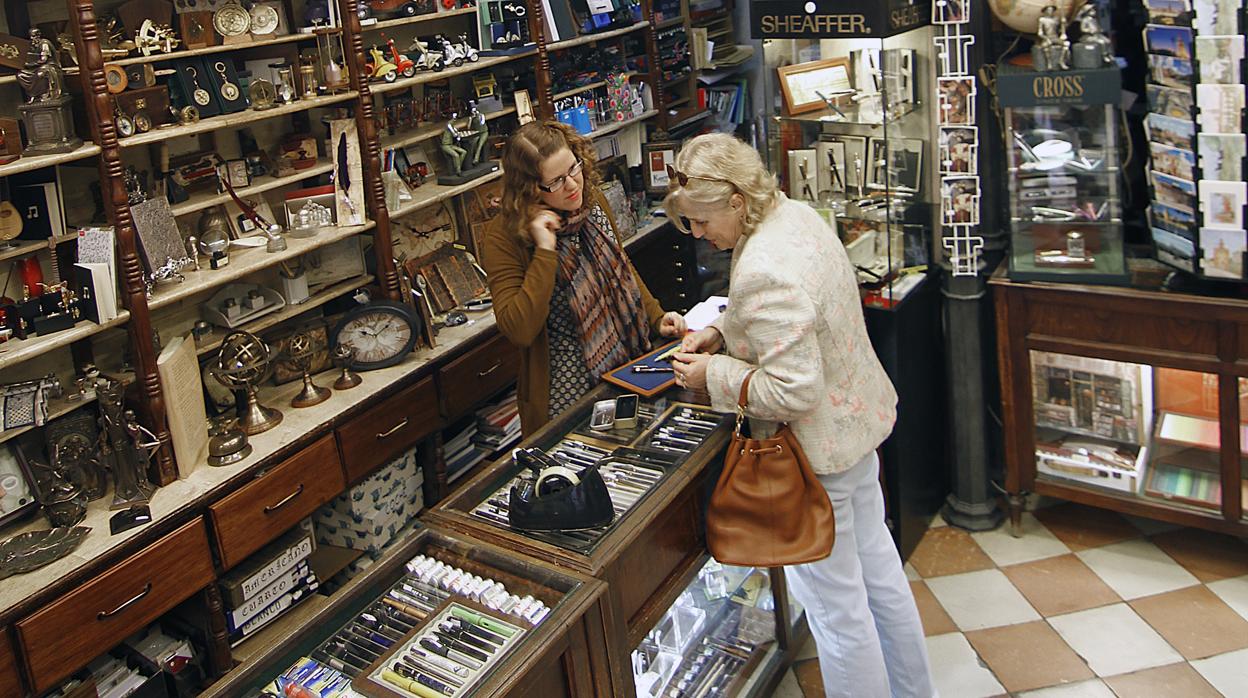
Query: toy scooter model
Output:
[[408, 38, 445, 72], [436, 33, 479, 67], [383, 36, 417, 78], [365, 45, 399, 82]]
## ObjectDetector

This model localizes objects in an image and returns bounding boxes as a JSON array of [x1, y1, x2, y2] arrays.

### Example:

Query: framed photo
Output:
[[1198, 227, 1246, 278], [1194, 0, 1237, 34], [937, 76, 975, 125], [514, 89, 535, 124], [933, 0, 969, 24], [1196, 83, 1245, 132], [868, 138, 924, 193], [777, 58, 852, 115], [1197, 133, 1246, 180], [1195, 35, 1245, 84], [1144, 24, 1194, 57], [939, 126, 978, 175], [0, 442, 38, 527], [1198, 179, 1247, 230], [1147, 84, 1194, 118], [1149, 142, 1196, 180], [642, 140, 680, 195], [1151, 170, 1197, 210]]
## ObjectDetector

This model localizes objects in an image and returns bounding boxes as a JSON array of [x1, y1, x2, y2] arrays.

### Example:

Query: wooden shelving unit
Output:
[[366, 6, 479, 32], [117, 92, 359, 147], [170, 162, 336, 218]]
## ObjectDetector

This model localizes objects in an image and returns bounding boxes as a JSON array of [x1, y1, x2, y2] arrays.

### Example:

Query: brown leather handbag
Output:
[[706, 371, 835, 567]]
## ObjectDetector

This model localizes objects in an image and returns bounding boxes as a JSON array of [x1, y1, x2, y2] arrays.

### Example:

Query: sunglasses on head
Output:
[[666, 164, 732, 188]]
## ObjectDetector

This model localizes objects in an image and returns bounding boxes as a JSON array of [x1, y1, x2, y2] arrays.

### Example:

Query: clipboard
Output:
[[602, 340, 681, 397]]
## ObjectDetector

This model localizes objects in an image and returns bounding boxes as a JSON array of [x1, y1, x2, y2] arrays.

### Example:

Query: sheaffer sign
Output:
[[751, 0, 930, 38]]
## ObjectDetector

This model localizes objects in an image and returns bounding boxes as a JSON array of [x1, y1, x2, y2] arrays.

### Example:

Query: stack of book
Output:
[[473, 391, 521, 452], [219, 526, 319, 647], [445, 421, 489, 483]]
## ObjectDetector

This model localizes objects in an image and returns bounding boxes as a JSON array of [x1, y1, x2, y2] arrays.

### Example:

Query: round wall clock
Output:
[[392, 201, 457, 261], [249, 78, 277, 110], [249, 4, 280, 34], [330, 301, 420, 371], [213, 1, 252, 36]]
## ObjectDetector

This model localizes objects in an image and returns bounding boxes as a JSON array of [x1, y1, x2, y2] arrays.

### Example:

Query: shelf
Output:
[[119, 92, 358, 148], [0, 240, 47, 264], [367, 6, 479, 31], [655, 17, 685, 30], [589, 110, 657, 140], [107, 32, 316, 68], [390, 167, 504, 218], [370, 51, 536, 96], [622, 216, 669, 250], [379, 106, 516, 152], [0, 67, 80, 87], [0, 311, 130, 373], [194, 273, 374, 357], [667, 108, 711, 130], [0, 143, 101, 178], [171, 162, 335, 219], [547, 21, 649, 52], [705, 44, 755, 70], [666, 96, 690, 107], [146, 222, 374, 312], [551, 72, 637, 102], [0, 392, 101, 447]]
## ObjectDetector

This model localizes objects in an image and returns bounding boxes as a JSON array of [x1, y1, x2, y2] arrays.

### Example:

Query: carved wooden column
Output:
[[200, 585, 233, 679], [529, 0, 553, 117], [640, 0, 668, 129], [70, 0, 177, 485], [337, 0, 400, 301]]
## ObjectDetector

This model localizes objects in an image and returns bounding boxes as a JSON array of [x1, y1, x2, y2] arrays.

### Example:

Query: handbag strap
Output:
[[734, 370, 754, 436]]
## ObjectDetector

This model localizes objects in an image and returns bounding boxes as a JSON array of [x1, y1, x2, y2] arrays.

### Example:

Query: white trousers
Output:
[[785, 452, 936, 698]]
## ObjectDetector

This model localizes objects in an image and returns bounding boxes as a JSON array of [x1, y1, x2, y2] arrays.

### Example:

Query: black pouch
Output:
[[508, 448, 615, 532]]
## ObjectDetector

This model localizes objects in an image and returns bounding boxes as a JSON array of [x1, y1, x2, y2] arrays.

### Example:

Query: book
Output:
[[157, 335, 209, 478], [73, 263, 118, 323], [14, 181, 62, 241], [227, 562, 314, 632], [220, 526, 316, 608], [227, 580, 319, 647]]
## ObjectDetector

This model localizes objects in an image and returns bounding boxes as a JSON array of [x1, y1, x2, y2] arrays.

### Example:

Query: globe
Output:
[[988, 0, 1085, 34], [214, 330, 273, 389]]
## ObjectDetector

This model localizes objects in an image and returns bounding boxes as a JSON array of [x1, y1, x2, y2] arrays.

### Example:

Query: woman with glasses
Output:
[[482, 121, 687, 435], [668, 133, 934, 698]]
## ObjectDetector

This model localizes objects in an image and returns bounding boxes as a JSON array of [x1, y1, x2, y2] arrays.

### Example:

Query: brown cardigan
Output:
[[482, 187, 665, 435]]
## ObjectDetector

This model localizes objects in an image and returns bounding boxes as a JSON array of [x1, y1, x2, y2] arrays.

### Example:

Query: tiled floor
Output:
[[769, 503, 1248, 697]]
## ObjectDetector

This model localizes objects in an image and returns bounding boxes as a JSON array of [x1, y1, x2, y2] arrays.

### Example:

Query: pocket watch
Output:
[[248, 78, 277, 110], [214, 61, 240, 102], [179, 105, 201, 125], [115, 110, 135, 138], [133, 111, 153, 133], [213, 1, 252, 37], [187, 66, 211, 107], [330, 301, 421, 371], [249, 3, 280, 35]]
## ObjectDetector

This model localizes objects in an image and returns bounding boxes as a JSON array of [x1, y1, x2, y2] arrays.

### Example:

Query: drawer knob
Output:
[[477, 361, 501, 378], [97, 583, 152, 620], [263, 484, 305, 514], [377, 418, 410, 439]]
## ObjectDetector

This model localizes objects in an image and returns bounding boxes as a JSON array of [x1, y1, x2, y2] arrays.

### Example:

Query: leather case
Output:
[[113, 85, 173, 125]]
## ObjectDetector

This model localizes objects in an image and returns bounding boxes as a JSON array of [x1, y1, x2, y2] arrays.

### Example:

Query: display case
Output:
[[998, 67, 1128, 284], [757, 18, 935, 309], [199, 524, 611, 697], [427, 383, 800, 695], [993, 269, 1248, 536]]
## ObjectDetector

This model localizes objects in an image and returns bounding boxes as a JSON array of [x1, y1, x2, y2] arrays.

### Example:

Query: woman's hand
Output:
[[659, 311, 687, 338], [680, 327, 723, 354], [528, 208, 560, 251], [672, 352, 712, 392]]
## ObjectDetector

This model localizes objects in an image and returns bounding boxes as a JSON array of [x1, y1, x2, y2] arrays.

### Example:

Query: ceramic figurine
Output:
[[1033, 6, 1071, 72], [1071, 5, 1114, 69]]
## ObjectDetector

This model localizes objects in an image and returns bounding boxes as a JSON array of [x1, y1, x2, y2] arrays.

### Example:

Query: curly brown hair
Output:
[[499, 121, 601, 243]]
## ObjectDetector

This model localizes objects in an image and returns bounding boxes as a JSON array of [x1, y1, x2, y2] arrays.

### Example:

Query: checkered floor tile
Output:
[[769, 503, 1248, 697]]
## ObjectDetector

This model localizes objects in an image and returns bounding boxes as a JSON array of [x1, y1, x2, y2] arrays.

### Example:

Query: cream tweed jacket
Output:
[[705, 194, 897, 475]]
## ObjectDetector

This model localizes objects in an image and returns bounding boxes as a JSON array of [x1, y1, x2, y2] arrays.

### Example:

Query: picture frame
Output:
[[1198, 179, 1247, 230], [868, 137, 925, 193], [514, 89, 535, 124], [0, 441, 38, 527], [642, 140, 681, 195], [937, 76, 975, 125], [1198, 227, 1246, 278], [820, 135, 868, 190], [1148, 142, 1196, 180], [941, 175, 981, 225], [777, 58, 852, 115], [939, 126, 978, 175], [1197, 133, 1245, 180]]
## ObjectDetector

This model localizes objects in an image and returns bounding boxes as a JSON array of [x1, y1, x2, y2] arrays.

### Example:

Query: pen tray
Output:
[[356, 598, 526, 698]]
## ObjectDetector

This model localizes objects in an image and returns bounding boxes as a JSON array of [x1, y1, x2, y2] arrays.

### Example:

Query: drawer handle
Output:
[[97, 583, 152, 620], [377, 418, 410, 439], [263, 484, 305, 514], [477, 361, 502, 378]]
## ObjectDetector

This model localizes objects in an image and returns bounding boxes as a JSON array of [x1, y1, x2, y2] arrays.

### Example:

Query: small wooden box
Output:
[[113, 85, 171, 125], [179, 11, 217, 49], [0, 117, 23, 162]]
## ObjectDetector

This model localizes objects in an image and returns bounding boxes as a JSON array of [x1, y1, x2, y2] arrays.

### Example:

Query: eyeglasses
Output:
[[666, 164, 732, 188], [537, 160, 584, 192]]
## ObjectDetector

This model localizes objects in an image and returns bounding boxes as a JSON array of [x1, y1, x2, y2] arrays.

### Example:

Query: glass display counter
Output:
[[426, 383, 800, 696], [199, 525, 608, 698]]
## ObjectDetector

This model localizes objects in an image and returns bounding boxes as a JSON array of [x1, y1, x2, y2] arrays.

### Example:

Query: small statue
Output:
[[1071, 5, 1115, 69], [1033, 6, 1071, 72], [440, 116, 468, 175], [98, 380, 156, 510], [464, 101, 488, 167], [17, 28, 65, 104]]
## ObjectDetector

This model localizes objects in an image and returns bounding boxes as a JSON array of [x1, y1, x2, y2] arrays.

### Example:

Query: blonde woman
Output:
[[482, 121, 686, 435], [668, 133, 934, 698]]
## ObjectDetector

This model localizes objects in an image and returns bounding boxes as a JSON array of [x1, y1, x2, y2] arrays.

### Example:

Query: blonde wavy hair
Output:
[[663, 133, 780, 236], [499, 121, 601, 242]]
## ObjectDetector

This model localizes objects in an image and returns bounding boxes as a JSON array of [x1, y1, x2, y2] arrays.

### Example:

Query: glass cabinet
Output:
[[759, 25, 935, 309], [998, 66, 1129, 284]]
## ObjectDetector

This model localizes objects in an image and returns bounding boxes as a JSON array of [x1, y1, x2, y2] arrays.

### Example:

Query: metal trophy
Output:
[[332, 345, 362, 390], [17, 28, 82, 154], [213, 330, 283, 435], [286, 331, 331, 408]]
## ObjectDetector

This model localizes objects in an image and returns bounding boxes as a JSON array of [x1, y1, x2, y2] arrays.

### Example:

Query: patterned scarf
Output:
[[555, 203, 651, 378]]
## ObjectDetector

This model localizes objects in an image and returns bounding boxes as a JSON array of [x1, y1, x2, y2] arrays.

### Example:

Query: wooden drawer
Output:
[[0, 628, 24, 697], [211, 435, 344, 569], [337, 376, 441, 484], [16, 519, 214, 692], [438, 333, 519, 418]]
